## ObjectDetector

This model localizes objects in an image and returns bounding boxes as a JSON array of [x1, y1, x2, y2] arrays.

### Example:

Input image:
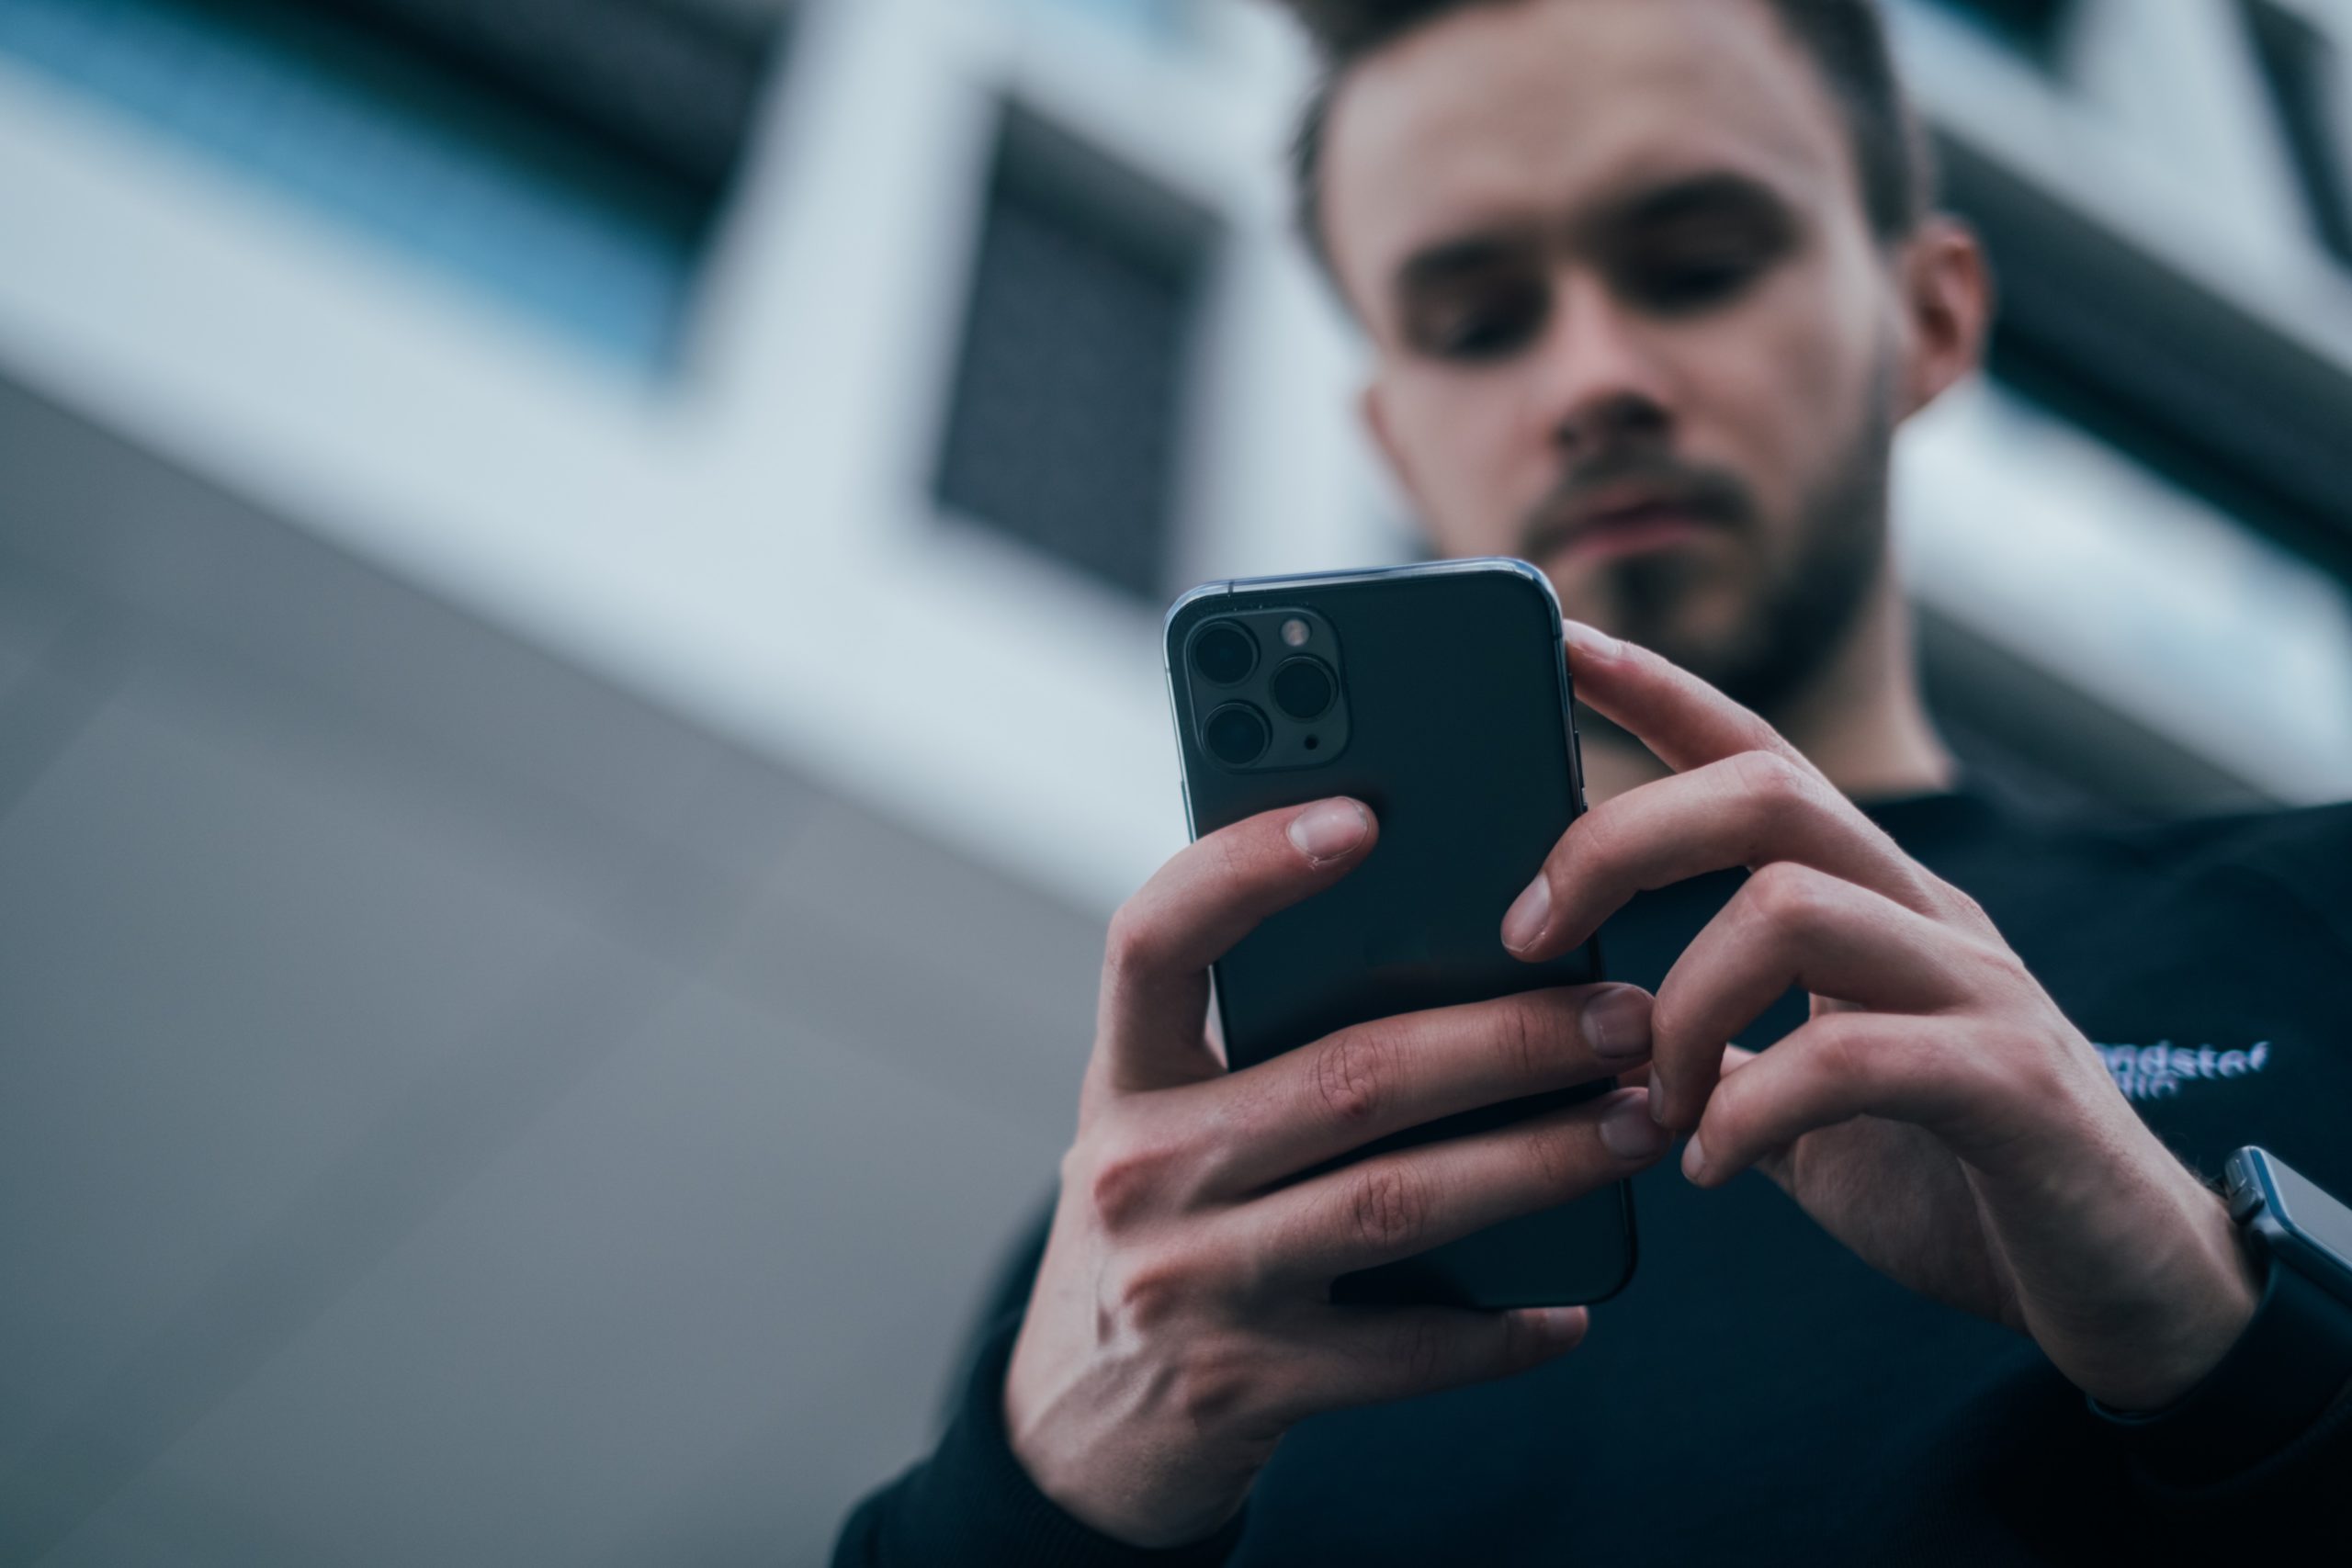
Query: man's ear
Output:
[[1893, 215, 1995, 420]]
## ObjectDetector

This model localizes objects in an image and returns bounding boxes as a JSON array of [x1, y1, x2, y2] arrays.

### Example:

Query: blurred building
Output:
[[2, 1, 2349, 1562]]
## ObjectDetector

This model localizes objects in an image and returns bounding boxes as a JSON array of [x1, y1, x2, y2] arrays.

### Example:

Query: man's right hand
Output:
[[1002, 797, 1670, 1549]]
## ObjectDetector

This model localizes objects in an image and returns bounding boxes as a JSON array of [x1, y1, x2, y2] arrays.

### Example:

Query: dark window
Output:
[[1926, 0, 2077, 65], [302, 0, 775, 198], [0, 0, 781, 368], [2240, 0, 2352, 269], [934, 110, 1217, 601]]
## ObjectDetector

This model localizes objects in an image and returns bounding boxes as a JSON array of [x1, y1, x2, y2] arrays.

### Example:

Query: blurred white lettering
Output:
[[2096, 1040, 2272, 1101]]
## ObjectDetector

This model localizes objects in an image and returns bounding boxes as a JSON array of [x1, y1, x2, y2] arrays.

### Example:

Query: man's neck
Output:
[[1578, 581, 1958, 807]]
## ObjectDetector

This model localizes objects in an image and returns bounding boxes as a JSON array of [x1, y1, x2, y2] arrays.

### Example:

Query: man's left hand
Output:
[[1503, 621, 2259, 1412]]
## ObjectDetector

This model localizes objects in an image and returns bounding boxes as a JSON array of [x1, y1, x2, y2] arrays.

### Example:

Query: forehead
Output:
[[1320, 0, 1860, 308]]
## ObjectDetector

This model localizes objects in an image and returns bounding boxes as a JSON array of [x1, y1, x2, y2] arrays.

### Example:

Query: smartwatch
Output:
[[2223, 1147, 2352, 1309], [2093, 1146, 2352, 1484]]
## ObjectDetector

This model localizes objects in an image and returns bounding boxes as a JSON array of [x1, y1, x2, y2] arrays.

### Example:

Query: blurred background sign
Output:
[[3, 1, 2351, 1562]]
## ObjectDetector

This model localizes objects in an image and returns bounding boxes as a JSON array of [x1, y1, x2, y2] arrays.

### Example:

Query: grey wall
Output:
[[0, 378, 1093, 1566]]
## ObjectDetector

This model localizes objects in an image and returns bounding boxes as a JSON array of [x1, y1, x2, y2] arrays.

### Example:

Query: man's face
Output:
[[1324, 0, 1906, 713]]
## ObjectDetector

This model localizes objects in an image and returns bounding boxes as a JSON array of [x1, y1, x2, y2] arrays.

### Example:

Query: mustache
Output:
[[1514, 455, 1755, 562]]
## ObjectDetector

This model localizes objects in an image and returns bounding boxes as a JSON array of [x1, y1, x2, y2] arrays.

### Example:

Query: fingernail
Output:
[[1564, 621, 1624, 660], [1500, 874, 1552, 953], [1526, 1306, 1586, 1347], [1601, 1091, 1670, 1161], [1288, 798, 1368, 865], [1681, 1132, 1709, 1183], [1650, 1087, 1669, 1125], [1580, 987, 1652, 1061]]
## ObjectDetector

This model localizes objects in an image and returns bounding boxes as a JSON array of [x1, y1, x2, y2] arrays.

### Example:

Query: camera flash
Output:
[[1281, 618, 1310, 649]]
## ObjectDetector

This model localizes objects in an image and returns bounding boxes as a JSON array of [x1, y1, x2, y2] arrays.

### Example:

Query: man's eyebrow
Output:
[[1597, 170, 1794, 233]]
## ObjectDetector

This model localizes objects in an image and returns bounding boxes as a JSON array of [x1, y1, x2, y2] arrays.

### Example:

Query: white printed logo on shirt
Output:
[[2095, 1040, 2270, 1101]]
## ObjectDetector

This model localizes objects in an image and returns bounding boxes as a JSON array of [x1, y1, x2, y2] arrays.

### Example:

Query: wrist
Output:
[[2092, 1145, 2352, 1487], [1003, 1325, 1255, 1552], [2104, 1182, 2262, 1412], [895, 1317, 1250, 1568]]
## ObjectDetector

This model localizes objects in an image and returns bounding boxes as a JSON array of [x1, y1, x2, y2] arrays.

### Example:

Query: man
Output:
[[837, 1, 2352, 1561]]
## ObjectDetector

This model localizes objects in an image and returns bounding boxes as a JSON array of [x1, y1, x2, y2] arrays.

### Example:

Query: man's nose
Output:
[[1532, 273, 1675, 460]]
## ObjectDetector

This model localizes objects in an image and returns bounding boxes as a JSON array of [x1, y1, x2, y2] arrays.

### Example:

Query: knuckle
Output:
[[1346, 1162, 1430, 1254], [1313, 1027, 1400, 1129], [1057, 1136, 1093, 1195], [1744, 861, 1834, 932], [1936, 1021, 2031, 1108], [1206, 828, 1261, 893], [1398, 1311, 1456, 1388], [2021, 1031, 2087, 1104], [1170, 1344, 1259, 1432], [1802, 1015, 1860, 1077], [1937, 879, 1993, 931], [1080, 1124, 1182, 1232], [1805, 1016, 1879, 1096], [1084, 1154, 1154, 1232], [1570, 799, 1632, 874], [1530, 1116, 1591, 1191], [1957, 930, 2030, 992], [1110, 1254, 1200, 1332], [1698, 1091, 1746, 1160], [1731, 747, 1811, 808], [1700, 1052, 1766, 1146], [1493, 994, 1560, 1083], [2021, 1026, 2086, 1087], [1646, 982, 1694, 1056], [1101, 905, 1165, 987]]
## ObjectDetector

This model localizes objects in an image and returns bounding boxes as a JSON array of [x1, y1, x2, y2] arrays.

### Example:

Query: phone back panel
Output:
[[1166, 559, 1635, 1307]]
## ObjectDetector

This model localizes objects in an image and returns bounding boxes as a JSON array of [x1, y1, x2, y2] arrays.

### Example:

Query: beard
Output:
[[1521, 366, 1895, 723]]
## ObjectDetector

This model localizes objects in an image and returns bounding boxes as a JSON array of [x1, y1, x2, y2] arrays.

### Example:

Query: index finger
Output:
[[1503, 753, 1947, 963], [1500, 626, 1943, 961], [1559, 620, 1804, 774]]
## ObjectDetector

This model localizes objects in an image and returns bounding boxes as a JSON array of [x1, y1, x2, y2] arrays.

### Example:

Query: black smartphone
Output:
[[1164, 558, 1636, 1308]]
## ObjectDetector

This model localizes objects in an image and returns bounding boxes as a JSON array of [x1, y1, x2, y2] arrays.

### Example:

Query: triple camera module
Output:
[[1183, 611, 1351, 771]]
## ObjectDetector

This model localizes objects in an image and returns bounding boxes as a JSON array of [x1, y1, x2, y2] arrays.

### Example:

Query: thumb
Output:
[[1091, 798, 1377, 1097]]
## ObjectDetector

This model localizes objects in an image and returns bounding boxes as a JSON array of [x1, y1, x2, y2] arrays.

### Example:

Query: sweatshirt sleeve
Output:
[[2123, 1377, 2352, 1520]]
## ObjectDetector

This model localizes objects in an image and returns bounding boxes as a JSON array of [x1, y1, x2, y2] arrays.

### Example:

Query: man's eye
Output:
[[1418, 285, 1545, 362], [1618, 232, 1785, 312], [1630, 259, 1758, 309]]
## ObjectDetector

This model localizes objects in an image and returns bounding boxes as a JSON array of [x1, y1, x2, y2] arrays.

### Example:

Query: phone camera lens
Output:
[[1203, 703, 1271, 767], [1270, 657, 1336, 720], [1191, 622, 1258, 685]]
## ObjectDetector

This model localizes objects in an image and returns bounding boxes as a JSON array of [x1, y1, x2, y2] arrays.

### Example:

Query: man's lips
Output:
[[1549, 499, 1720, 563]]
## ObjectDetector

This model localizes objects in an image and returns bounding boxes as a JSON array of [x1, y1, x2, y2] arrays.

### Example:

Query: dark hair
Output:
[[1277, 0, 1937, 289]]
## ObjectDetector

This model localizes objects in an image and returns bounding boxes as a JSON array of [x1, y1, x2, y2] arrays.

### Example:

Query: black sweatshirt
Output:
[[837, 787, 2352, 1565]]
